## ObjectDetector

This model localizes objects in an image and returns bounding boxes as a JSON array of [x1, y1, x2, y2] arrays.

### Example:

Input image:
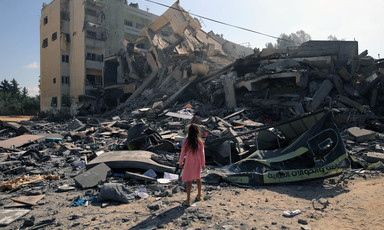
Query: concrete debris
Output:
[[0, 134, 45, 149], [74, 163, 111, 189], [347, 127, 375, 142], [97, 183, 135, 204], [86, 150, 175, 173], [0, 209, 31, 226]]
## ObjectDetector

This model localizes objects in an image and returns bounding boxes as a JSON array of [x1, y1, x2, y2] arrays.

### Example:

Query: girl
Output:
[[179, 123, 205, 206]]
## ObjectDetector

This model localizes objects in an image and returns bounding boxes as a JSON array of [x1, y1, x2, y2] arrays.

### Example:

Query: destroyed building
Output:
[[39, 0, 253, 116]]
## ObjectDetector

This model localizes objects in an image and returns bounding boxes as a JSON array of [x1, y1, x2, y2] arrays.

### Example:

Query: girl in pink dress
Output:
[[179, 123, 205, 206]]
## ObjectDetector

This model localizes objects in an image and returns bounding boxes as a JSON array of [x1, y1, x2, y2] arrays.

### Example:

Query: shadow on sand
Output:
[[129, 205, 187, 230], [260, 178, 351, 201]]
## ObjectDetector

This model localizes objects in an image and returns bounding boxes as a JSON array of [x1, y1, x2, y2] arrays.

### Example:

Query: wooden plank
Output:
[[11, 195, 45, 206]]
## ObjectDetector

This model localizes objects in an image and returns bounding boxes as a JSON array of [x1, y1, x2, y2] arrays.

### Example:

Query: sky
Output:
[[0, 0, 383, 97]]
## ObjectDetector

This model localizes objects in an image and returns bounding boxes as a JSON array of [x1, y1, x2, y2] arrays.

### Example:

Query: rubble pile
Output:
[[0, 101, 383, 227], [100, 2, 384, 135]]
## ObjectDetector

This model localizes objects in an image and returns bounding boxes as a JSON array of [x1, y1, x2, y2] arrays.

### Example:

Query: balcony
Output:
[[85, 38, 104, 49], [86, 60, 103, 70], [125, 25, 141, 36], [85, 22, 106, 41], [85, 14, 102, 24]]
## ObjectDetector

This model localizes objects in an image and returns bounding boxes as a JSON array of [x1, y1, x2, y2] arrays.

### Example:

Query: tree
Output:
[[0, 78, 39, 115], [265, 30, 312, 49], [22, 87, 28, 98], [10, 78, 20, 96], [327, 34, 345, 41], [0, 79, 11, 93]]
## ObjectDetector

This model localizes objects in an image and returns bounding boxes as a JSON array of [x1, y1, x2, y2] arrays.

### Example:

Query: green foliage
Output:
[[265, 30, 312, 49], [327, 34, 345, 41], [0, 78, 39, 115]]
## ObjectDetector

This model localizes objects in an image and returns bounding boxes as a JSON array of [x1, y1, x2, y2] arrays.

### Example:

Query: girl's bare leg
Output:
[[196, 179, 202, 199], [186, 181, 192, 204]]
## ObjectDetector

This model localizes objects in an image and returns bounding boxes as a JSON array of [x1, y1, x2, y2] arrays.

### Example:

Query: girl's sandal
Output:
[[195, 195, 203, 202], [182, 200, 190, 207]]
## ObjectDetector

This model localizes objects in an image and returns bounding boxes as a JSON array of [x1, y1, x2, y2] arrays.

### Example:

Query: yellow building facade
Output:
[[40, 0, 157, 114]]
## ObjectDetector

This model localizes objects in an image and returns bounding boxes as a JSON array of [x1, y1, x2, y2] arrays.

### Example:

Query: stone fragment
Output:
[[364, 152, 384, 163], [308, 80, 333, 111], [347, 127, 375, 142], [74, 163, 110, 189]]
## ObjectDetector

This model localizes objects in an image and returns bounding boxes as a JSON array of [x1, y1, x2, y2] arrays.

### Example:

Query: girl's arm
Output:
[[179, 140, 187, 168], [200, 140, 206, 170]]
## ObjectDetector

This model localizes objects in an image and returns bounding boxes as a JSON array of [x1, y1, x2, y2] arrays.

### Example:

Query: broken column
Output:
[[223, 75, 237, 108], [308, 80, 333, 111]]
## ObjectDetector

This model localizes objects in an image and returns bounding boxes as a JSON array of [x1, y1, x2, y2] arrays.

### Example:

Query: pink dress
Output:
[[179, 139, 205, 181]]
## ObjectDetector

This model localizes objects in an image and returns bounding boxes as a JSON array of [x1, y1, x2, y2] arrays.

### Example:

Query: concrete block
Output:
[[347, 127, 375, 142], [296, 72, 308, 87], [338, 67, 351, 82], [370, 88, 378, 108], [0, 209, 31, 226], [364, 152, 384, 163], [337, 95, 367, 113], [223, 76, 237, 108], [74, 163, 110, 189], [309, 80, 333, 111]]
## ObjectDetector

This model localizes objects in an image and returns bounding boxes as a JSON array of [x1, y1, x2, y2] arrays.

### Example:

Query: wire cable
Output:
[[144, 0, 300, 45]]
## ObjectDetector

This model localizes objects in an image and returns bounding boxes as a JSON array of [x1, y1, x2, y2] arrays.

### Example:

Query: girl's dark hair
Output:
[[185, 123, 201, 153]]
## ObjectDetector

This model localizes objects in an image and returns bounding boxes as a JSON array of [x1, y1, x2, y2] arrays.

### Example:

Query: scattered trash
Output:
[[71, 196, 96, 207], [163, 172, 179, 181], [312, 197, 329, 210], [143, 169, 157, 178], [0, 174, 60, 191], [134, 188, 149, 199], [283, 209, 302, 217], [97, 183, 135, 204]]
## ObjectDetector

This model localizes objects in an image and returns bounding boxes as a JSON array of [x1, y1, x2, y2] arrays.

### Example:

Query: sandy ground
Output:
[[1, 169, 383, 230], [0, 116, 33, 122]]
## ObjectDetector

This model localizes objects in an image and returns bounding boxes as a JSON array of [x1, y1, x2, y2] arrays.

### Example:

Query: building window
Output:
[[124, 20, 133, 27], [64, 33, 70, 42], [52, 32, 57, 41], [44, 16, 48, 25], [85, 8, 97, 17], [87, 30, 97, 39], [61, 11, 70, 21], [61, 95, 70, 106], [62, 76, 70, 84], [86, 74, 102, 86], [42, 38, 48, 48], [86, 52, 103, 62], [136, 23, 144, 29], [62, 55, 69, 63], [53, 78, 56, 84], [51, 97, 57, 107], [137, 43, 145, 49]]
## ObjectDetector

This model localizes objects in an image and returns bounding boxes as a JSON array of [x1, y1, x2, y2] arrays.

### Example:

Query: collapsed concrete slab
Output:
[[74, 163, 111, 189], [347, 127, 376, 142], [0, 134, 45, 149], [87, 150, 175, 173], [0, 209, 31, 226]]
